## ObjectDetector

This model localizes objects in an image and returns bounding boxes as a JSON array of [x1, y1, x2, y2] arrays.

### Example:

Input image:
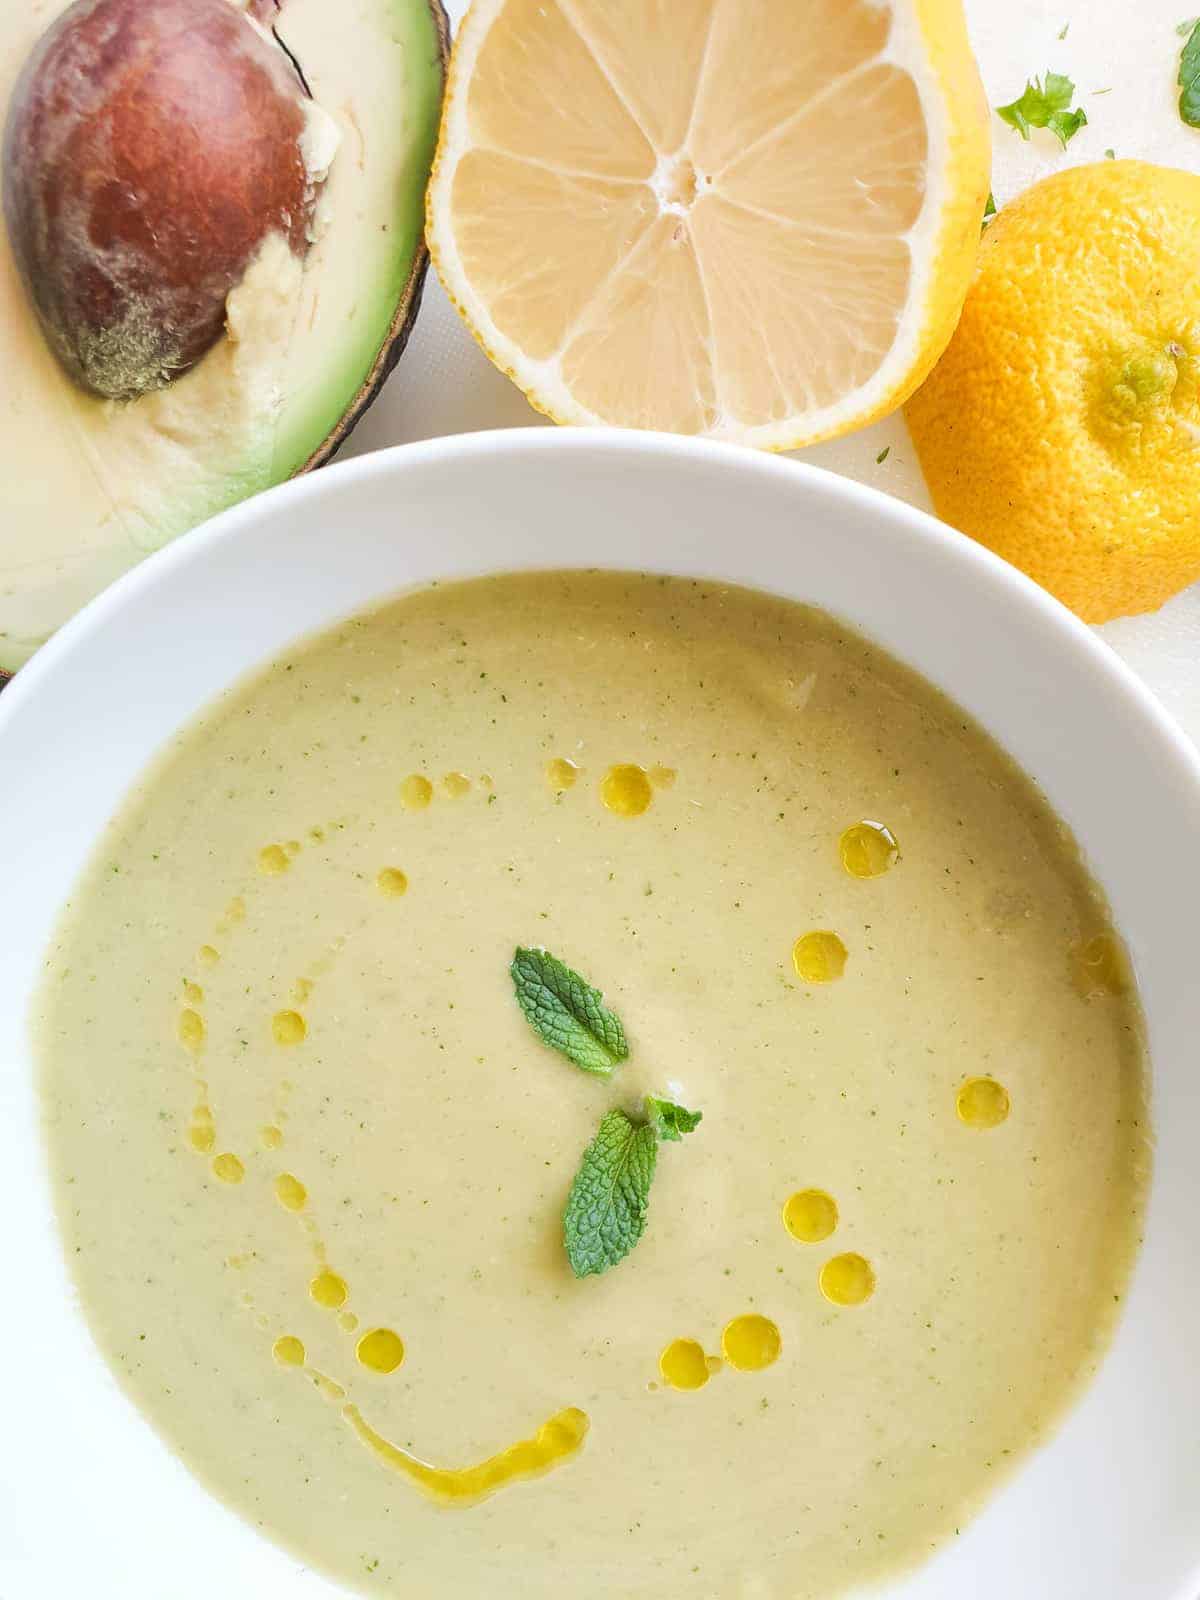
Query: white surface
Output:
[[343, 0, 1200, 737], [2, 432, 1200, 1599]]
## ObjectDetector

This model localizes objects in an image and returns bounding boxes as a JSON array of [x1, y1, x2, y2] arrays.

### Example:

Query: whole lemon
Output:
[[906, 161, 1200, 623]]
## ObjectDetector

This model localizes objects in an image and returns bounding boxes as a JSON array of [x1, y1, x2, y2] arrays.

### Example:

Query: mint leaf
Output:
[[563, 1109, 658, 1277], [645, 1096, 703, 1142], [511, 947, 629, 1076], [997, 72, 1088, 146], [1180, 19, 1200, 125]]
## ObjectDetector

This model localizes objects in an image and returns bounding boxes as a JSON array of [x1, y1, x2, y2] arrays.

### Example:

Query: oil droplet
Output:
[[311, 1268, 349, 1309], [783, 1188, 839, 1243], [273, 1335, 306, 1367], [791, 931, 848, 984], [258, 844, 290, 875], [649, 764, 677, 789], [343, 1403, 589, 1506], [188, 1101, 214, 1146], [839, 820, 899, 879], [442, 772, 472, 799], [1072, 933, 1129, 997], [658, 1338, 710, 1391], [339, 1312, 359, 1333], [274, 1173, 308, 1212], [212, 1153, 245, 1185], [601, 763, 653, 817], [198, 944, 220, 966], [546, 757, 580, 792], [956, 1076, 1011, 1129], [357, 1328, 405, 1374], [292, 977, 314, 1004], [285, 839, 302, 858], [272, 1010, 307, 1046], [260, 1124, 284, 1150], [376, 867, 409, 897], [182, 979, 204, 1005], [400, 774, 433, 810], [225, 895, 246, 924], [178, 1009, 205, 1050], [721, 1315, 782, 1372], [820, 1252, 876, 1307]]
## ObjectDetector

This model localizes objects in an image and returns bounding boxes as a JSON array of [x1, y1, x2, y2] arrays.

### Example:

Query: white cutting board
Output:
[[344, 0, 1200, 742]]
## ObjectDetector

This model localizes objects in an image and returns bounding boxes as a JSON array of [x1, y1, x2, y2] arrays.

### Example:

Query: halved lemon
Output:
[[427, 0, 990, 446]]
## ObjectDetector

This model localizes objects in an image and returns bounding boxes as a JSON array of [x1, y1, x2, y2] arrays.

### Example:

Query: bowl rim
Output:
[[3, 425, 1198, 793]]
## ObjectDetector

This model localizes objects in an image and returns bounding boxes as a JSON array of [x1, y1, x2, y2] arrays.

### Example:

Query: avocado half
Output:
[[0, 0, 449, 677]]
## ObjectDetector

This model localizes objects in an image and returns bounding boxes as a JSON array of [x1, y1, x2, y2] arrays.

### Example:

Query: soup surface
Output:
[[37, 573, 1149, 1599]]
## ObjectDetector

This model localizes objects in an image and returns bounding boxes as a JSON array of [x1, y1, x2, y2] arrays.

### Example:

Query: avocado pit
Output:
[[2, 0, 337, 400]]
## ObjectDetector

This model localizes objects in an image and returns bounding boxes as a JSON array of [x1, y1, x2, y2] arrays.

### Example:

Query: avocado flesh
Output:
[[0, 0, 445, 673]]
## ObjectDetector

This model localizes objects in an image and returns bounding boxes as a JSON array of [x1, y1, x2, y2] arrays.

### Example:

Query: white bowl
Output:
[[2, 429, 1199, 1600]]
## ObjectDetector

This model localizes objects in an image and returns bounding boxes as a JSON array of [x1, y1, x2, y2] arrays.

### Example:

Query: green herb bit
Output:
[[645, 1095, 704, 1142], [1180, 20, 1200, 126], [981, 191, 997, 234], [563, 1109, 658, 1277], [875, 445, 891, 464], [997, 71, 1088, 146], [511, 946, 628, 1076]]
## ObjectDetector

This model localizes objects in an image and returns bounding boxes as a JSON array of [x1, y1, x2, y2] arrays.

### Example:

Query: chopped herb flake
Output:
[[997, 71, 1088, 146]]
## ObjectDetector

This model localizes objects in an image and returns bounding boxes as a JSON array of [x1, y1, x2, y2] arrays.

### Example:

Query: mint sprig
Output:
[[511, 947, 629, 1076], [563, 1098, 703, 1277], [510, 947, 702, 1276], [997, 71, 1088, 146], [1180, 20, 1200, 126]]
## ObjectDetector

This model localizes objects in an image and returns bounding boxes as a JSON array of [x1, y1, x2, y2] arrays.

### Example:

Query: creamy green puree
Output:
[[37, 572, 1149, 1598]]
